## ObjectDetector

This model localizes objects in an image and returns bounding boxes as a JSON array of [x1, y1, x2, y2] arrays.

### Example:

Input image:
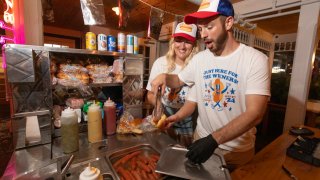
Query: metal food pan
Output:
[[105, 144, 161, 180]]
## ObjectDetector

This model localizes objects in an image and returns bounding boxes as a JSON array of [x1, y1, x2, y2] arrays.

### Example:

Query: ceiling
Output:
[[41, 0, 300, 35], [0, 0, 301, 35], [251, 14, 299, 35]]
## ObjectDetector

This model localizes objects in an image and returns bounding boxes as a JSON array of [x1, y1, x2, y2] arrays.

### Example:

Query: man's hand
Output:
[[185, 134, 218, 164], [151, 73, 167, 95]]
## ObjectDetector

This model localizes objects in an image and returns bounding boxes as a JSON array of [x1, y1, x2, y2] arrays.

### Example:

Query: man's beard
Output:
[[207, 30, 228, 54]]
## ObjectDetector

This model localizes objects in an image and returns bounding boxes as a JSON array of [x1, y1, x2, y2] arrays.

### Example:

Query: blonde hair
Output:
[[165, 38, 199, 73]]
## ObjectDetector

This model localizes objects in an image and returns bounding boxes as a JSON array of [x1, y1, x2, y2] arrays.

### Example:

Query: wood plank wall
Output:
[[235, 24, 274, 42]]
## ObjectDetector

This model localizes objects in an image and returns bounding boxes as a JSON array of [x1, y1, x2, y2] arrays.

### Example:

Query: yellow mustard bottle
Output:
[[87, 103, 102, 143]]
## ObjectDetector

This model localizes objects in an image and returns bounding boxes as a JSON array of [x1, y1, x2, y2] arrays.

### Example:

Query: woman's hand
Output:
[[151, 73, 167, 95], [151, 73, 184, 95], [163, 114, 180, 129]]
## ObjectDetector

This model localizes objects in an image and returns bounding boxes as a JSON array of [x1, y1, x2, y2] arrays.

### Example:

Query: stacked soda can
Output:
[[97, 34, 107, 51], [133, 36, 139, 54], [85, 31, 139, 54], [126, 34, 134, 54], [117, 32, 125, 53], [85, 32, 96, 50], [107, 35, 116, 52]]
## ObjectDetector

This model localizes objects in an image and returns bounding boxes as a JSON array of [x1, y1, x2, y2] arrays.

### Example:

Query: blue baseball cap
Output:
[[184, 0, 234, 24]]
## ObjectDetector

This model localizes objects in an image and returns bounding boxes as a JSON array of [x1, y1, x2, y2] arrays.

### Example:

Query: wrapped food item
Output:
[[91, 76, 113, 84], [57, 78, 82, 87], [86, 64, 110, 74], [60, 64, 88, 73], [50, 59, 57, 73], [130, 118, 143, 128], [117, 112, 143, 134], [56, 72, 89, 86], [66, 98, 84, 109], [86, 64, 113, 84], [57, 72, 89, 80], [112, 58, 124, 83], [89, 73, 111, 79], [112, 58, 124, 74], [56, 62, 89, 87], [51, 74, 57, 85], [113, 73, 123, 83]]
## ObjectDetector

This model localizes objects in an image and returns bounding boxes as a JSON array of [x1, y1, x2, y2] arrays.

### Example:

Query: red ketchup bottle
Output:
[[104, 98, 116, 135]]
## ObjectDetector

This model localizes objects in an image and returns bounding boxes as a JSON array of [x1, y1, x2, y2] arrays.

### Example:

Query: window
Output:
[[44, 43, 69, 48], [271, 51, 295, 105], [308, 50, 320, 100], [44, 33, 81, 49]]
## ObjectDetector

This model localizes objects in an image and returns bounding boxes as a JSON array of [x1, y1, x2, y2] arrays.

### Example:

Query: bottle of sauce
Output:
[[79, 164, 102, 180], [104, 98, 116, 135], [87, 103, 103, 143], [61, 107, 79, 153]]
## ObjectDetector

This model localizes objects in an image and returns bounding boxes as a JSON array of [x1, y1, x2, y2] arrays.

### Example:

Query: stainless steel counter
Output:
[[2, 131, 176, 179]]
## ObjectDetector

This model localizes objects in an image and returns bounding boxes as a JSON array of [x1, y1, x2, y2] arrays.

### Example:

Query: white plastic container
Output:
[[79, 164, 102, 180], [61, 107, 79, 153]]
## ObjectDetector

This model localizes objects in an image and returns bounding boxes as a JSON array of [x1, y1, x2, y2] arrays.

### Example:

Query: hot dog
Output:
[[132, 170, 142, 180], [156, 114, 167, 129], [130, 157, 137, 170], [116, 151, 141, 165], [141, 169, 148, 179], [117, 166, 134, 180], [138, 155, 148, 165], [137, 161, 151, 173], [150, 154, 160, 162]]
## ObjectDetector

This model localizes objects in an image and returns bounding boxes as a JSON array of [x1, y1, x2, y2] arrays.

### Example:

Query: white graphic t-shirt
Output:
[[146, 56, 196, 108], [179, 44, 270, 152]]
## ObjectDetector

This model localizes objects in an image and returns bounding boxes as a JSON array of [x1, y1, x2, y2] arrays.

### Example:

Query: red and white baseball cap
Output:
[[172, 22, 197, 42], [184, 0, 234, 24]]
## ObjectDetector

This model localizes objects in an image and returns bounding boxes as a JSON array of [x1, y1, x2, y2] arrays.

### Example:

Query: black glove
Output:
[[185, 134, 218, 164]]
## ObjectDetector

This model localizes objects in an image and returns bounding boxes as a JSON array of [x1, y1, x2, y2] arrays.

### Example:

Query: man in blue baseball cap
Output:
[[151, 0, 270, 170]]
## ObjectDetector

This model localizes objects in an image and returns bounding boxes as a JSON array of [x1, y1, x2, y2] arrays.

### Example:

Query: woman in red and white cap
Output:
[[146, 22, 199, 147]]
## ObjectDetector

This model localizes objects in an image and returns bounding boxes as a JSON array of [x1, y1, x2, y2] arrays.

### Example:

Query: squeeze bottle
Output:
[[61, 107, 79, 153], [87, 103, 102, 143], [79, 164, 102, 180], [104, 98, 116, 135]]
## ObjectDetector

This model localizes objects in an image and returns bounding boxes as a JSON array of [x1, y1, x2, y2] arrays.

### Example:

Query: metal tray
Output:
[[156, 146, 231, 180], [105, 144, 161, 180]]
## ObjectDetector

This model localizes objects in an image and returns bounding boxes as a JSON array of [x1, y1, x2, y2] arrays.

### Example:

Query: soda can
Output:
[[133, 36, 139, 54], [107, 35, 116, 52], [85, 32, 96, 50], [97, 34, 107, 51], [117, 32, 125, 53], [126, 34, 133, 54]]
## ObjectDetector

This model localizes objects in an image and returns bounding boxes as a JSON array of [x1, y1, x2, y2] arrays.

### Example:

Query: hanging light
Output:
[[112, 7, 120, 16]]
